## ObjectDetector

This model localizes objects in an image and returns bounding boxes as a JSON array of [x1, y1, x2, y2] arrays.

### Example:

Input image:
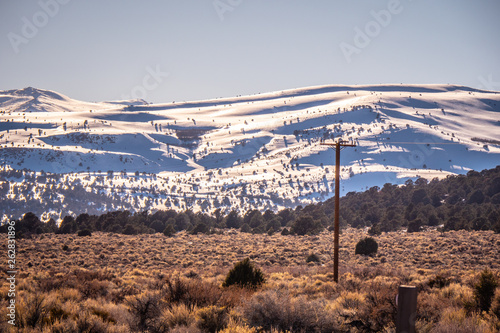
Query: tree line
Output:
[[2, 166, 499, 237]]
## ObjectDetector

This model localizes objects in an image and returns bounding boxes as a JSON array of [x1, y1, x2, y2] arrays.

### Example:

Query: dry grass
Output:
[[1, 228, 499, 332]]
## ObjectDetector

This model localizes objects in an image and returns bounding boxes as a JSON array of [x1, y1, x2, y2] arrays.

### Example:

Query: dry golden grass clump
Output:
[[0, 228, 499, 332]]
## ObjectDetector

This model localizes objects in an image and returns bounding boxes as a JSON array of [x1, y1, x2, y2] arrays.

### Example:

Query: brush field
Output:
[[1, 228, 500, 332]]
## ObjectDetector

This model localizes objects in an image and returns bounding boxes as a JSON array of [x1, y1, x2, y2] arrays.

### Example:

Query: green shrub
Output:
[[474, 269, 498, 312], [222, 258, 265, 289], [306, 253, 321, 263], [355, 237, 378, 256]]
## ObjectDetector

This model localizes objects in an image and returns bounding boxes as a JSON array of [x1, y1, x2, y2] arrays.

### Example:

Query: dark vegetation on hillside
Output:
[[2, 166, 499, 237]]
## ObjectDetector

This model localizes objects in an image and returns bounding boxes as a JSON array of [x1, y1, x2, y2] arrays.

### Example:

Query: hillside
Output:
[[1, 84, 499, 221]]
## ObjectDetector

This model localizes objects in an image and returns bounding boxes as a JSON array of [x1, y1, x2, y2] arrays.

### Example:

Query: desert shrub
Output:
[[428, 273, 452, 289], [156, 303, 196, 331], [50, 318, 78, 332], [280, 228, 289, 236], [222, 258, 265, 289], [243, 290, 337, 332], [440, 283, 475, 311], [75, 311, 110, 333], [197, 306, 228, 333], [306, 253, 321, 263], [432, 307, 494, 333], [46, 303, 70, 325], [126, 291, 161, 332], [164, 276, 222, 310], [220, 317, 256, 333], [77, 229, 92, 237], [491, 288, 500, 319], [79, 279, 110, 299], [17, 293, 48, 329], [417, 291, 449, 323], [358, 282, 397, 331], [474, 269, 498, 312], [355, 237, 378, 256]]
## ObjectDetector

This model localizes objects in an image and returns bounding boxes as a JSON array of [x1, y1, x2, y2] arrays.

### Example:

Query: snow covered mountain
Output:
[[1, 84, 499, 220]]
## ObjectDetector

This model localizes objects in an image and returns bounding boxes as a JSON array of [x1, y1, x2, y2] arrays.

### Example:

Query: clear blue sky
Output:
[[1, 0, 499, 103]]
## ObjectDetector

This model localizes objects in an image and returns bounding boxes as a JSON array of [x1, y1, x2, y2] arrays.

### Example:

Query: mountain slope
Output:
[[1, 84, 499, 220]]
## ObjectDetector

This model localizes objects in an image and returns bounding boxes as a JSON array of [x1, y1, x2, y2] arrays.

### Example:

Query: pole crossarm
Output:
[[320, 141, 357, 148], [320, 140, 356, 282]]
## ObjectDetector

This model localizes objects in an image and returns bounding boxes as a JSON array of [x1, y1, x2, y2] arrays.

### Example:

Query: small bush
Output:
[[164, 276, 222, 310], [474, 269, 498, 312], [126, 292, 161, 332], [75, 312, 109, 333], [428, 273, 452, 289], [243, 290, 337, 332], [197, 306, 228, 333], [157, 304, 195, 330], [20, 293, 47, 329], [306, 253, 321, 263], [355, 237, 378, 256], [222, 258, 265, 289]]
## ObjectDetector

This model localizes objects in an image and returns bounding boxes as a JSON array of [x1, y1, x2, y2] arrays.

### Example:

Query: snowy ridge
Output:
[[1, 84, 499, 219]]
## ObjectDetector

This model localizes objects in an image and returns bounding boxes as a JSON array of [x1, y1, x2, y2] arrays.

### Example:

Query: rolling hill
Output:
[[1, 84, 499, 221]]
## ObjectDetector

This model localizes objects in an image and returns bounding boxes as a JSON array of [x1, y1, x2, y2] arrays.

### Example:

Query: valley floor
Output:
[[1, 228, 500, 332]]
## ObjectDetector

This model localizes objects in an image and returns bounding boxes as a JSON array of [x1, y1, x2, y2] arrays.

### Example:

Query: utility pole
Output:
[[321, 139, 356, 282]]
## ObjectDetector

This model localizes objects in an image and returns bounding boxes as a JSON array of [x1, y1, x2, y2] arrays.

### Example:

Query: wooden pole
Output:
[[321, 140, 355, 283], [334, 141, 340, 283], [396, 285, 417, 333]]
